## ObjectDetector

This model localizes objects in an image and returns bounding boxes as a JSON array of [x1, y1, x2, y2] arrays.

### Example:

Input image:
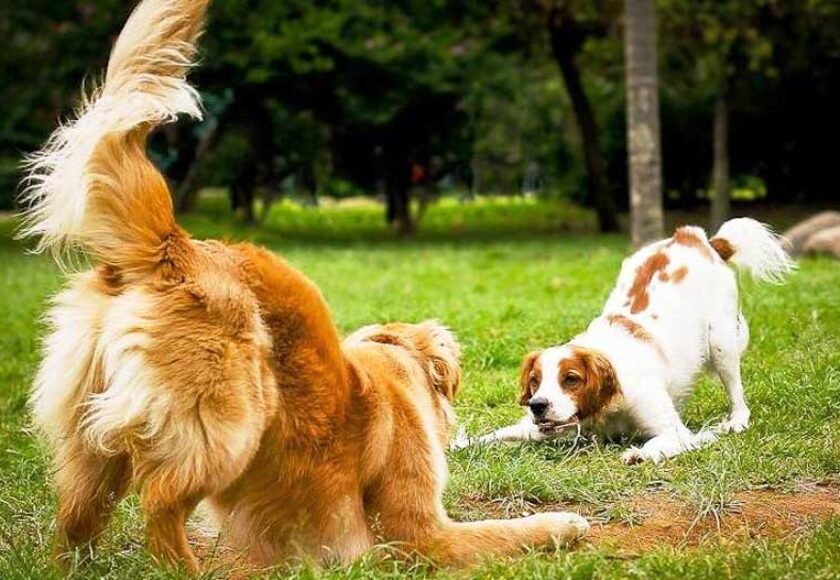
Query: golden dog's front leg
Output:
[[428, 513, 590, 567], [366, 420, 588, 567]]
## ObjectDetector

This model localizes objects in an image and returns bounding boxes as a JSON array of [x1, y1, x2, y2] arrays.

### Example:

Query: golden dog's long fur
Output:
[[20, 0, 588, 572]]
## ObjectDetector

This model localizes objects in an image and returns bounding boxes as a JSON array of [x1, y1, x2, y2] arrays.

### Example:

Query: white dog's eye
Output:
[[563, 373, 582, 388]]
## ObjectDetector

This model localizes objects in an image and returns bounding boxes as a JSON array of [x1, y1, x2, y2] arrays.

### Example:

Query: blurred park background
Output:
[[2, 0, 838, 242]]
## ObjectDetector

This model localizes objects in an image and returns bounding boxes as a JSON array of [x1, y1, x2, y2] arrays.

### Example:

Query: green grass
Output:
[[1, 197, 838, 579]]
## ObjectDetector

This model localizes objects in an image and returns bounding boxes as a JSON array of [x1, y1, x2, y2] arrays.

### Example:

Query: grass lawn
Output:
[[1, 196, 838, 579]]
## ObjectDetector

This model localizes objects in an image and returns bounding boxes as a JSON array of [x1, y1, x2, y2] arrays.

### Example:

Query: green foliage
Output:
[[199, 0, 497, 175], [0, 0, 128, 208], [467, 60, 578, 196], [660, 0, 775, 89], [0, 0, 837, 210], [657, 0, 840, 203]]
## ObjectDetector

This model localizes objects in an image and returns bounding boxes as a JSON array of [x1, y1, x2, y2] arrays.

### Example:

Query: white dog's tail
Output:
[[710, 218, 796, 283], [18, 0, 209, 279]]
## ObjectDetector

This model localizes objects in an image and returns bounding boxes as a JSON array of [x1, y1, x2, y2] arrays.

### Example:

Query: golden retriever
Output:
[[20, 0, 588, 572]]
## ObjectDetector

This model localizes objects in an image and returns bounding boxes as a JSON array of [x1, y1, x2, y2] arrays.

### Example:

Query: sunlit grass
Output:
[[1, 197, 838, 578]]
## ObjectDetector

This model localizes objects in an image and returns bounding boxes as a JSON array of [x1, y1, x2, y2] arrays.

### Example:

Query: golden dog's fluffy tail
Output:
[[18, 0, 209, 278]]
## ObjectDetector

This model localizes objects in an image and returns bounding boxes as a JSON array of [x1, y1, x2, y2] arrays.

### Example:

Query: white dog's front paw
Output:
[[621, 447, 647, 465], [449, 427, 472, 451], [693, 429, 719, 446], [715, 410, 751, 434], [621, 446, 671, 464]]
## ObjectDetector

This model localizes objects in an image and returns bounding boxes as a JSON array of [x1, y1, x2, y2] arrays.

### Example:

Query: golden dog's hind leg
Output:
[[135, 447, 240, 573], [53, 439, 131, 564], [131, 387, 271, 573]]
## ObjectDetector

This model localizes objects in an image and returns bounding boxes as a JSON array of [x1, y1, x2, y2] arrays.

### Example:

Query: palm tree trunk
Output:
[[624, 0, 664, 247], [710, 90, 730, 231]]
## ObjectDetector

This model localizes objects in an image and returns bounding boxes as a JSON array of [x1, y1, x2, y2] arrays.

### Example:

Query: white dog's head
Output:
[[518, 345, 620, 428]]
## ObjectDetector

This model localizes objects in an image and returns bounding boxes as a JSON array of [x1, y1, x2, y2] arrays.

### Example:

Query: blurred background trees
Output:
[[1, 0, 838, 235]]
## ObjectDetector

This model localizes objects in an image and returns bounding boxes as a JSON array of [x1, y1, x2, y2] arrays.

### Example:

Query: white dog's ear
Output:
[[518, 351, 542, 406], [574, 348, 621, 419]]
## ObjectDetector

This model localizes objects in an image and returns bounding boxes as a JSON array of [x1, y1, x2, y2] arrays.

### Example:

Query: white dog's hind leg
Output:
[[709, 316, 751, 434]]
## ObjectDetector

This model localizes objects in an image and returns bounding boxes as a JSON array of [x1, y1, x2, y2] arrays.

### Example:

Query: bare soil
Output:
[[585, 483, 840, 555]]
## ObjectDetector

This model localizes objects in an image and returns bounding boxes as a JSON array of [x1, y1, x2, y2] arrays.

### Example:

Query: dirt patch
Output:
[[585, 484, 840, 555], [192, 484, 840, 574], [456, 482, 840, 556]]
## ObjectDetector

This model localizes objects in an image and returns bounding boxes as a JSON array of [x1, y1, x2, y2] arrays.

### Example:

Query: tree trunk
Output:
[[231, 162, 257, 225], [548, 9, 619, 233], [384, 152, 415, 237], [624, 0, 664, 247], [386, 183, 414, 237], [709, 90, 730, 231], [174, 117, 222, 213]]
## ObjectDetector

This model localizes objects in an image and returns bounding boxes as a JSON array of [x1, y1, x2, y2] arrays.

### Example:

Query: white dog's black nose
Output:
[[529, 397, 549, 417]]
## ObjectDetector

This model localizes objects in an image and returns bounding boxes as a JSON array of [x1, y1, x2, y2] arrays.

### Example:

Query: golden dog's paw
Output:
[[538, 512, 590, 544]]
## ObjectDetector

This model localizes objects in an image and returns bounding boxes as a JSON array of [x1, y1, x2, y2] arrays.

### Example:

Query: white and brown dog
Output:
[[460, 220, 794, 464]]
